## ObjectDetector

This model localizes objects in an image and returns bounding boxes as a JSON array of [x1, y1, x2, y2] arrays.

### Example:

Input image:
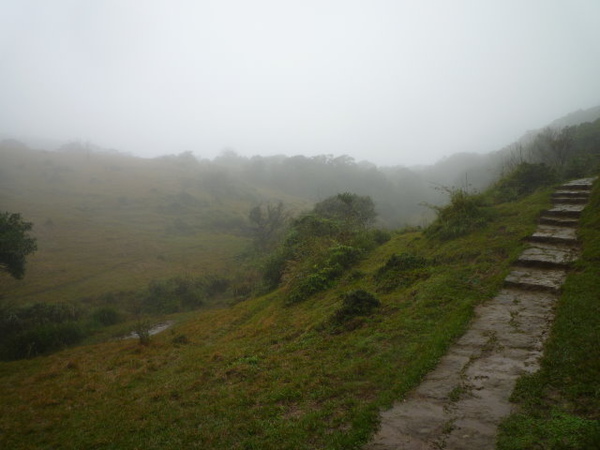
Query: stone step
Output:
[[551, 196, 589, 205], [515, 243, 580, 269], [560, 178, 596, 190], [538, 216, 579, 227], [552, 190, 590, 199], [543, 204, 587, 218], [525, 225, 578, 245], [504, 267, 567, 293]]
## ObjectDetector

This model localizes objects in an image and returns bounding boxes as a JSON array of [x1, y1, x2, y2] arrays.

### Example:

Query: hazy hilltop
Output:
[[549, 104, 600, 128], [2, 104, 600, 306]]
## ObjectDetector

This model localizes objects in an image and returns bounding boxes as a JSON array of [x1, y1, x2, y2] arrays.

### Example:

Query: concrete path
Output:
[[365, 178, 596, 449]]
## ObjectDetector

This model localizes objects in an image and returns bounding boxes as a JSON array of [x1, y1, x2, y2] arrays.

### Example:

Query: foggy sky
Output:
[[1, 0, 599, 166]]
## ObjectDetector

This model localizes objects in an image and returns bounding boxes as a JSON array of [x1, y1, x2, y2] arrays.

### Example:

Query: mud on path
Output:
[[366, 178, 596, 449]]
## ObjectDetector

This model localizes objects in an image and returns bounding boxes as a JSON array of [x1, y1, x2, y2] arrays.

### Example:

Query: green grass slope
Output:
[[0, 187, 554, 449], [0, 145, 299, 304]]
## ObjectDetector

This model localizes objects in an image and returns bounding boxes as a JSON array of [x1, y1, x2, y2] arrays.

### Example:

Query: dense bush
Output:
[[286, 244, 365, 304], [253, 193, 391, 303], [4, 322, 85, 359], [141, 275, 229, 314], [425, 188, 492, 240], [330, 290, 381, 324], [91, 306, 121, 326], [0, 302, 86, 360], [312, 193, 377, 229], [493, 162, 557, 202]]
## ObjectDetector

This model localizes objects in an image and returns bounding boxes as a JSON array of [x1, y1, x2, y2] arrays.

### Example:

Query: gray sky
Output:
[[1, 0, 599, 166]]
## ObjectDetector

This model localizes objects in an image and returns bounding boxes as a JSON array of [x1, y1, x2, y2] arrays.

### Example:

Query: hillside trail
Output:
[[365, 178, 596, 450]]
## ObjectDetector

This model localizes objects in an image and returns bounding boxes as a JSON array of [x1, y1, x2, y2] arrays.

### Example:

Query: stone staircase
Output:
[[365, 178, 596, 450], [504, 178, 593, 293]]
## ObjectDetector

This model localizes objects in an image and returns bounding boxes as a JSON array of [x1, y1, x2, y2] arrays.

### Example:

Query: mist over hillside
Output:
[[1, 103, 600, 448], [2, 105, 600, 308]]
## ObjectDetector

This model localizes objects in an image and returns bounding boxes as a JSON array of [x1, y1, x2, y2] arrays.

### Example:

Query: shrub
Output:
[[494, 163, 557, 202], [0, 302, 86, 360], [92, 306, 120, 326], [4, 322, 85, 359], [286, 245, 364, 304], [141, 276, 220, 314], [133, 318, 153, 346], [425, 188, 492, 240], [331, 290, 381, 324], [261, 248, 291, 291], [377, 253, 428, 274], [371, 228, 392, 245]]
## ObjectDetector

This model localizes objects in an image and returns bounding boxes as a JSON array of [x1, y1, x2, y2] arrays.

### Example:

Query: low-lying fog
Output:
[[1, 1, 599, 166]]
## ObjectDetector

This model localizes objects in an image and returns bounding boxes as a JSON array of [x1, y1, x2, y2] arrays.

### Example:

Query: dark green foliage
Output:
[[287, 272, 333, 305], [327, 244, 364, 268], [374, 253, 430, 293], [91, 306, 121, 326], [425, 188, 492, 240], [141, 275, 229, 314], [0, 212, 37, 279], [248, 201, 289, 251], [5, 322, 85, 359], [377, 252, 429, 273], [286, 244, 364, 304], [493, 162, 557, 201], [133, 318, 153, 346], [291, 214, 341, 238], [0, 302, 84, 360], [500, 120, 600, 182], [258, 193, 383, 302], [313, 192, 377, 229], [371, 229, 392, 245], [260, 248, 290, 291], [331, 290, 381, 324]]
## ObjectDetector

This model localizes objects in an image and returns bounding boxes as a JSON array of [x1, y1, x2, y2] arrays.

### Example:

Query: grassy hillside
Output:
[[0, 185, 553, 449], [0, 144, 295, 305]]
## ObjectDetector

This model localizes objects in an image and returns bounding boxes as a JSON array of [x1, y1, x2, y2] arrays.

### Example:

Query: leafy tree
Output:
[[533, 126, 575, 168], [0, 212, 37, 279], [313, 192, 376, 230], [248, 202, 290, 251], [265, 193, 381, 302]]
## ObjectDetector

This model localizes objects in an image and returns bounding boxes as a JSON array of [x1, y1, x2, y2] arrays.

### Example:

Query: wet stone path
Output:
[[365, 178, 596, 449]]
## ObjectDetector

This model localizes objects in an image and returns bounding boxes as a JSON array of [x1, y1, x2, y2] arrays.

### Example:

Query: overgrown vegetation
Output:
[[424, 187, 493, 240], [254, 193, 389, 304], [0, 184, 551, 449], [492, 162, 558, 202], [0, 273, 230, 360], [497, 179, 600, 449], [327, 289, 381, 332], [0, 301, 86, 359], [0, 212, 37, 279]]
